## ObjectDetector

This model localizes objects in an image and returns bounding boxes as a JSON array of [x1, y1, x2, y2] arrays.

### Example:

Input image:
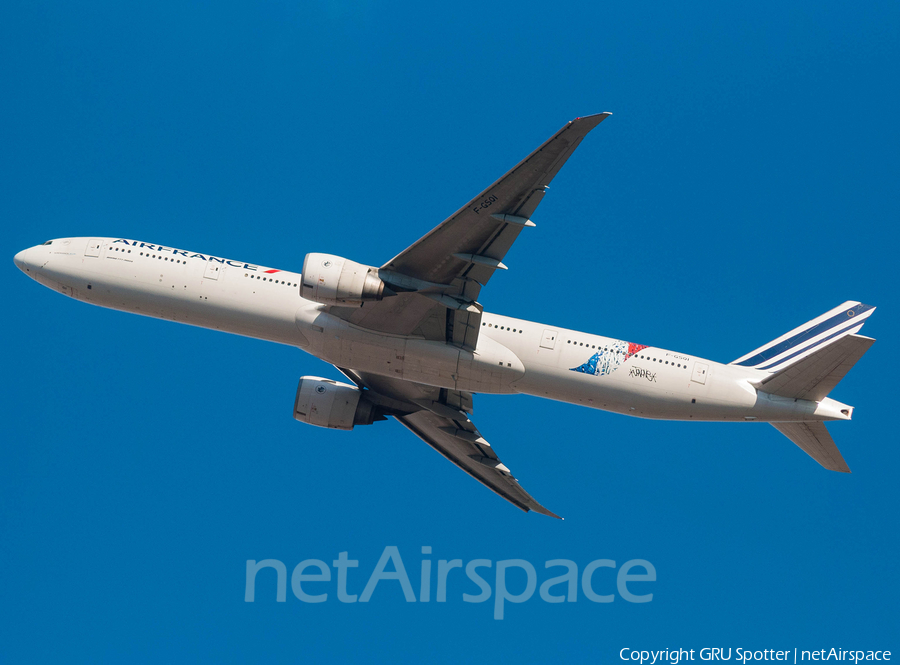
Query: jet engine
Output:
[[293, 377, 384, 430], [301, 253, 395, 306]]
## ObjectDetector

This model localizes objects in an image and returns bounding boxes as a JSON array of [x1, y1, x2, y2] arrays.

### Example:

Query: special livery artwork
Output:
[[571, 340, 648, 377]]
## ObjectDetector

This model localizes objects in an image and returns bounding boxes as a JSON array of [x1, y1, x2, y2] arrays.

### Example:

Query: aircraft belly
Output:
[[300, 310, 523, 393], [403, 339, 459, 386], [514, 354, 819, 422], [456, 334, 525, 393], [513, 365, 696, 417]]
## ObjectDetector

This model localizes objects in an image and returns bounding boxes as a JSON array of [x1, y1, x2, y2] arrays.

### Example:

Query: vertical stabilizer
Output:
[[755, 334, 875, 401], [731, 302, 875, 373]]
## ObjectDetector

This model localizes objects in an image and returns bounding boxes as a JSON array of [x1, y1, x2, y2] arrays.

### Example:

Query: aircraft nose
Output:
[[14, 247, 31, 273]]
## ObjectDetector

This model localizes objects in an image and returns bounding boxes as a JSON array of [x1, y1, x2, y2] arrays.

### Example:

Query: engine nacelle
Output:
[[301, 253, 392, 306], [293, 377, 381, 430]]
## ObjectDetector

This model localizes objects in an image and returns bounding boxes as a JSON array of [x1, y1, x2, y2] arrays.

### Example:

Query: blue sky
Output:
[[2, 1, 898, 662]]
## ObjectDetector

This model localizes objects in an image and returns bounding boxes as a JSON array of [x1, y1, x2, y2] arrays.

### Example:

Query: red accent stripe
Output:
[[625, 343, 648, 361], [264, 269, 280, 274]]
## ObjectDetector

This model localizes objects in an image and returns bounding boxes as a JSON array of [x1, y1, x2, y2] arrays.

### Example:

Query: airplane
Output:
[[13, 113, 876, 518]]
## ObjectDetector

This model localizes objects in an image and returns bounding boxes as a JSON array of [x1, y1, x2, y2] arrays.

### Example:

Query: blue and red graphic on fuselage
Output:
[[571, 341, 647, 377]]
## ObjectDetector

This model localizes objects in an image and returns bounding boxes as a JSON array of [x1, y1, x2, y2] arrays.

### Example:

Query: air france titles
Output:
[[112, 239, 259, 271]]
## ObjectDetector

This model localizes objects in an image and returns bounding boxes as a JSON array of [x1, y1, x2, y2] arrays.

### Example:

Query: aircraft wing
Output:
[[382, 112, 612, 291], [337, 367, 560, 518], [329, 113, 611, 344]]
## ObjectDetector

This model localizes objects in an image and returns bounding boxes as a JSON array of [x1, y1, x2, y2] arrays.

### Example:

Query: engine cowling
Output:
[[293, 377, 381, 430], [301, 253, 392, 306]]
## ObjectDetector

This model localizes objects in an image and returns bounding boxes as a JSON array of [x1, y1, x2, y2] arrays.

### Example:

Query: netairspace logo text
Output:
[[245, 546, 656, 620]]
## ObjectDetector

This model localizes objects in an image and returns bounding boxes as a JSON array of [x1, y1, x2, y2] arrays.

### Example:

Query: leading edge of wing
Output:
[[382, 113, 612, 285], [338, 366, 561, 517], [396, 410, 562, 519]]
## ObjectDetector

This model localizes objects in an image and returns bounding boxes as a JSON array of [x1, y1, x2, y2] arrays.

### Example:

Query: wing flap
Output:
[[328, 114, 610, 348], [340, 367, 559, 518], [383, 113, 611, 293], [396, 410, 561, 518]]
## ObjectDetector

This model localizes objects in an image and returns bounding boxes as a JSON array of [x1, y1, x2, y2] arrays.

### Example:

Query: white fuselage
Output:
[[14, 237, 851, 424]]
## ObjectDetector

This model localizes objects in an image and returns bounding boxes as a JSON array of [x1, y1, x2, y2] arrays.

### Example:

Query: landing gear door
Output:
[[692, 362, 709, 384], [204, 261, 222, 280], [85, 239, 102, 258], [540, 329, 558, 350]]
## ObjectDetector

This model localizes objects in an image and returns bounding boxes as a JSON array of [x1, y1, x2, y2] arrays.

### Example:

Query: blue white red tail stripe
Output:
[[756, 320, 866, 370], [731, 301, 875, 372]]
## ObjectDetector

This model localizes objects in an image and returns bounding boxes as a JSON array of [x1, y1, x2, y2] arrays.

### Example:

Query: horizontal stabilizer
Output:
[[771, 421, 850, 473], [756, 334, 875, 401]]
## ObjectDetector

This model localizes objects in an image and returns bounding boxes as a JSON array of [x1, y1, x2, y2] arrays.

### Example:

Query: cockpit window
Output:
[[42, 240, 53, 245]]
